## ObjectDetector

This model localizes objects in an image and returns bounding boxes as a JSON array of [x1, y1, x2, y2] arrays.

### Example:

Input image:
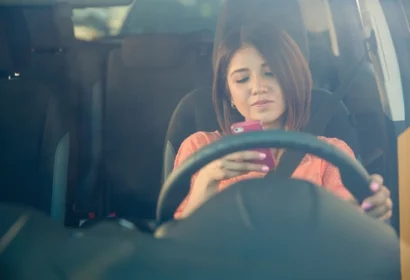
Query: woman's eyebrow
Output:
[[230, 68, 249, 76]]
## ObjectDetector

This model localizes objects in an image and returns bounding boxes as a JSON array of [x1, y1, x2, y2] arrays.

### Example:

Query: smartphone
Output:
[[230, 120, 276, 170]]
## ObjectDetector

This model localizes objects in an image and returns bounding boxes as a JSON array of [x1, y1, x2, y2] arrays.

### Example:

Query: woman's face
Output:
[[227, 45, 286, 129]]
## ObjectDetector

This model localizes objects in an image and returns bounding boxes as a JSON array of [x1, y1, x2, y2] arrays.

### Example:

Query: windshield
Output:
[[0, 0, 409, 278]]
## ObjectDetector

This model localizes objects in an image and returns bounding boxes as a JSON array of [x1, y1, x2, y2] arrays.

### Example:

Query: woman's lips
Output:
[[252, 100, 273, 108]]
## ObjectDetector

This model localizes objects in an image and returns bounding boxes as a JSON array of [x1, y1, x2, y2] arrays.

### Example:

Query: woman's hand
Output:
[[199, 150, 270, 183], [361, 174, 393, 222], [179, 151, 270, 218]]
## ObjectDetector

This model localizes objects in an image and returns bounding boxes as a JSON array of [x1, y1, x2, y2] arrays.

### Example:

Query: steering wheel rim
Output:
[[156, 130, 371, 224]]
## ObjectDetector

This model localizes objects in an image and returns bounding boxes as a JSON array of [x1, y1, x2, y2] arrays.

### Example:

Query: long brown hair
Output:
[[212, 24, 312, 135]]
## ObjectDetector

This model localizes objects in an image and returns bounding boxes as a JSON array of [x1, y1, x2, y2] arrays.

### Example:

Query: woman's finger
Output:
[[379, 210, 393, 222], [225, 151, 267, 162], [219, 159, 268, 173], [222, 170, 249, 180], [216, 169, 245, 180], [366, 202, 392, 219], [361, 186, 390, 210], [369, 174, 384, 192]]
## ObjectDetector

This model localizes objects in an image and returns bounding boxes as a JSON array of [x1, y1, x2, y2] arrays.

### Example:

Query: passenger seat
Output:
[[0, 8, 71, 223]]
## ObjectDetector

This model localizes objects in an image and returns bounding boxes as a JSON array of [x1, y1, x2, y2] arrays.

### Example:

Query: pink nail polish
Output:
[[259, 153, 267, 159], [261, 166, 269, 172], [370, 182, 380, 192], [361, 202, 372, 210]]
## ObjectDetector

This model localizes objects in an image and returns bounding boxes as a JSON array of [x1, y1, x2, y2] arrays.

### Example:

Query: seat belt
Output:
[[265, 53, 369, 180]]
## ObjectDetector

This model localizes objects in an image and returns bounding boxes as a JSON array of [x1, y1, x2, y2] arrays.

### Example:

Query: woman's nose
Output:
[[250, 76, 267, 95]]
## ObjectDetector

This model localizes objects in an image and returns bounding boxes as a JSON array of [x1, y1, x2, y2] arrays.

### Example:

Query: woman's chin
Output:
[[260, 118, 283, 130], [247, 112, 283, 129], [251, 115, 275, 126]]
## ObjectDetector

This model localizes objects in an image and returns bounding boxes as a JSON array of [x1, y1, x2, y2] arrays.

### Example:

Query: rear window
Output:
[[72, 0, 224, 41], [72, 6, 131, 40], [120, 0, 224, 35]]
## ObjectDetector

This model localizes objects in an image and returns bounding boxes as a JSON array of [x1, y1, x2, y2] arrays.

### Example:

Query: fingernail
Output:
[[259, 153, 267, 159], [261, 166, 269, 172], [361, 202, 372, 210], [370, 182, 380, 192]]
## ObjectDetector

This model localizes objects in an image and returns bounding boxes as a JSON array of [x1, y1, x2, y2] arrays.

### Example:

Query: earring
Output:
[[231, 101, 236, 109]]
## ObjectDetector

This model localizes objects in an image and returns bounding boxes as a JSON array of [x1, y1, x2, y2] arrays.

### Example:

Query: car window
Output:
[[72, 5, 132, 40], [72, 0, 224, 41], [356, 0, 405, 123], [120, 0, 224, 35]]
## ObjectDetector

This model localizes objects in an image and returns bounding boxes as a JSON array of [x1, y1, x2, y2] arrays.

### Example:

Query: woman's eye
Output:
[[265, 71, 274, 77], [236, 77, 249, 83]]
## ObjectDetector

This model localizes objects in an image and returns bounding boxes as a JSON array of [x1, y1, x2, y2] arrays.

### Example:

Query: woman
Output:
[[173, 24, 392, 221]]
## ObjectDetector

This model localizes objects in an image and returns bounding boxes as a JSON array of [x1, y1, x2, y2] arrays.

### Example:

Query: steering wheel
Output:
[[156, 130, 372, 224]]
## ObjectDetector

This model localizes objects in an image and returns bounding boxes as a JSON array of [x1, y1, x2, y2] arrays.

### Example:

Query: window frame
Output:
[[356, 0, 406, 129], [379, 0, 410, 131]]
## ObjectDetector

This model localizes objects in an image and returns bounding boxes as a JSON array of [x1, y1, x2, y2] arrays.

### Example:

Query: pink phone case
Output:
[[230, 120, 276, 169]]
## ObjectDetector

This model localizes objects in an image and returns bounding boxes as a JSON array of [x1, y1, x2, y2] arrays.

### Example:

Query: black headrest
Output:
[[214, 0, 309, 63], [0, 8, 31, 73]]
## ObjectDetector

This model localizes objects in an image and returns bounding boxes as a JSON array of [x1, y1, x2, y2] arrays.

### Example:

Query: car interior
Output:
[[0, 0, 409, 279]]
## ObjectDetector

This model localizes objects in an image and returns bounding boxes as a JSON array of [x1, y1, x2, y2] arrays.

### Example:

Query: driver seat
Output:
[[162, 0, 361, 182]]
